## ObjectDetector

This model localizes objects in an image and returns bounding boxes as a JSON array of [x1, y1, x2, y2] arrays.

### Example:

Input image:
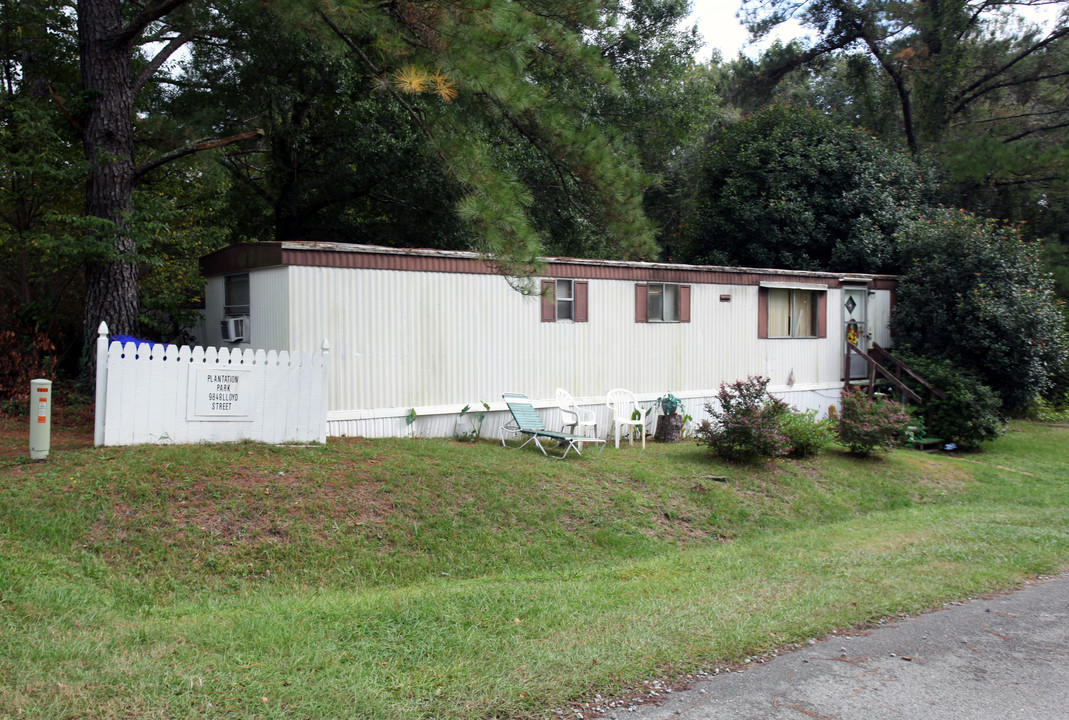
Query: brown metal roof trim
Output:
[[200, 241, 899, 290]]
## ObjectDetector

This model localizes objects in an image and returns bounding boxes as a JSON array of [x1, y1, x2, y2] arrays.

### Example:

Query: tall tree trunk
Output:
[[78, 0, 140, 378]]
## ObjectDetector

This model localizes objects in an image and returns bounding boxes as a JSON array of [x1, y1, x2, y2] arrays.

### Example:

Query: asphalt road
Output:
[[621, 572, 1069, 720]]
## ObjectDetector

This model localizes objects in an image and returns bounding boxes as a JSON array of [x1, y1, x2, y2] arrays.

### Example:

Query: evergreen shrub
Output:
[[899, 354, 1003, 450]]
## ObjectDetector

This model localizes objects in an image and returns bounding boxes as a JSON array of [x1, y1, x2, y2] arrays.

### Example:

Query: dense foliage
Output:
[[897, 353, 1004, 450], [837, 388, 910, 456], [683, 105, 939, 273], [735, 0, 1069, 309], [0, 0, 86, 378], [779, 409, 837, 458], [892, 208, 1069, 413], [173, 1, 473, 250]]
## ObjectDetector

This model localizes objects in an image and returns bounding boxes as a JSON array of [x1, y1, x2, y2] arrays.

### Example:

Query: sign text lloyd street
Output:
[[191, 368, 252, 419]]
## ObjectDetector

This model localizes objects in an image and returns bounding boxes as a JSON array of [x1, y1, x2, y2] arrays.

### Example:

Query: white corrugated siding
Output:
[[282, 267, 855, 427], [870, 289, 894, 347], [203, 276, 224, 346], [249, 268, 289, 351]]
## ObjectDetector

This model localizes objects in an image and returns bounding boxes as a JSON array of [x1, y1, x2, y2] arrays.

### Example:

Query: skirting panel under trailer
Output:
[[324, 384, 844, 441]]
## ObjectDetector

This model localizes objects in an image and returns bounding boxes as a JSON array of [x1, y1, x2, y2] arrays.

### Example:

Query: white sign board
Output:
[[188, 368, 253, 420]]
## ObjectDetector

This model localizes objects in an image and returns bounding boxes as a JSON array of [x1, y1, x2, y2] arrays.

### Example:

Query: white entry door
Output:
[[843, 286, 868, 379]]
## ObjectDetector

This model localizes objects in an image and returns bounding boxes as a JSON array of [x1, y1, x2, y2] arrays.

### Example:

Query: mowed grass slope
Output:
[[1, 419, 1067, 719]]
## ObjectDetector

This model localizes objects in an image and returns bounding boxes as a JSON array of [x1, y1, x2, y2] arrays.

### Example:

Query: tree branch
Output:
[[991, 174, 1062, 188], [950, 25, 1069, 117], [960, 0, 997, 45], [132, 27, 195, 94], [116, 0, 194, 47], [1003, 118, 1069, 143], [499, 106, 588, 215], [952, 108, 1068, 127], [219, 154, 274, 206], [856, 30, 918, 153], [48, 81, 83, 134], [134, 129, 264, 179], [728, 32, 857, 110], [953, 68, 1069, 113]]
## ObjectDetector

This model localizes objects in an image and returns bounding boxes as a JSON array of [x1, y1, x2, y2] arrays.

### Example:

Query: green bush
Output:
[[1024, 397, 1069, 423], [778, 409, 836, 458], [1040, 357, 1069, 411], [695, 376, 790, 463], [892, 209, 1069, 413], [898, 354, 1004, 450], [684, 104, 939, 274], [837, 388, 910, 456]]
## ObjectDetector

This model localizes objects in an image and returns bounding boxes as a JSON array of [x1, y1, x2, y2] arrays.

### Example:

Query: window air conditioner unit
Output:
[[220, 316, 247, 342]]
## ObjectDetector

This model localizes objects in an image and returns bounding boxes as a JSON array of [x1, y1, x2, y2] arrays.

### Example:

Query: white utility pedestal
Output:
[[30, 379, 52, 460]]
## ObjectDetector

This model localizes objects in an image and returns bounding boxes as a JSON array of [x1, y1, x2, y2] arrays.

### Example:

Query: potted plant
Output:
[[658, 393, 683, 415], [654, 393, 686, 442]]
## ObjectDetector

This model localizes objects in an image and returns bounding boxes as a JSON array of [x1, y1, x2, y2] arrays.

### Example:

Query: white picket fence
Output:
[[93, 323, 330, 446]]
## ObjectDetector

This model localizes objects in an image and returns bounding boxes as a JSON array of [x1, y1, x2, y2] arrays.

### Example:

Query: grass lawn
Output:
[[1, 412, 1067, 719]]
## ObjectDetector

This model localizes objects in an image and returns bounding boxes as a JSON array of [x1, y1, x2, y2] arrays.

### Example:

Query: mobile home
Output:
[[199, 242, 896, 439]]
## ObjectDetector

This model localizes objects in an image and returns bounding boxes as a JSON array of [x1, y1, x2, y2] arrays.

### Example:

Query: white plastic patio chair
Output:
[[555, 388, 597, 439], [606, 388, 646, 450]]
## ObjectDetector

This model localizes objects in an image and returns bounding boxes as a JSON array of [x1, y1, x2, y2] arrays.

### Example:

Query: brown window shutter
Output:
[[679, 285, 691, 323], [574, 281, 588, 322], [817, 291, 827, 338], [541, 280, 556, 322], [635, 284, 649, 323], [757, 288, 769, 338]]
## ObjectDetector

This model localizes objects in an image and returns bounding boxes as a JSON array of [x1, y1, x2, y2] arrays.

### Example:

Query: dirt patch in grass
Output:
[[87, 467, 396, 553], [647, 501, 711, 543], [0, 414, 94, 461]]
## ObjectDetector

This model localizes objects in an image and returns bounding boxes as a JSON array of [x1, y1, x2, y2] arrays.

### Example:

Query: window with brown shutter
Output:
[[542, 279, 588, 322], [573, 281, 588, 322], [635, 284, 648, 322], [636, 283, 690, 323], [541, 280, 556, 322]]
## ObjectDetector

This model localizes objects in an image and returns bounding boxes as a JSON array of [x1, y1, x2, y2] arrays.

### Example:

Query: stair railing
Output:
[[869, 343, 945, 401], [843, 342, 924, 404]]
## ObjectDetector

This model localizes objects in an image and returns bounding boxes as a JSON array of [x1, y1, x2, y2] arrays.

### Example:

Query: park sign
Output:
[[190, 368, 253, 420]]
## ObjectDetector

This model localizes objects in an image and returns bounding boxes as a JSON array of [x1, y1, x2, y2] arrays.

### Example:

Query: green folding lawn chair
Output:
[[500, 392, 606, 459]]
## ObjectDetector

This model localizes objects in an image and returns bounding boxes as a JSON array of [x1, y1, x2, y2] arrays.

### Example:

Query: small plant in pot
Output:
[[657, 393, 684, 415], [654, 393, 686, 442]]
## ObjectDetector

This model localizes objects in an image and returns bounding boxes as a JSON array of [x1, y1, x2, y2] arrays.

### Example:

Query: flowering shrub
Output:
[[779, 409, 836, 458], [695, 376, 790, 462], [837, 388, 910, 456]]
